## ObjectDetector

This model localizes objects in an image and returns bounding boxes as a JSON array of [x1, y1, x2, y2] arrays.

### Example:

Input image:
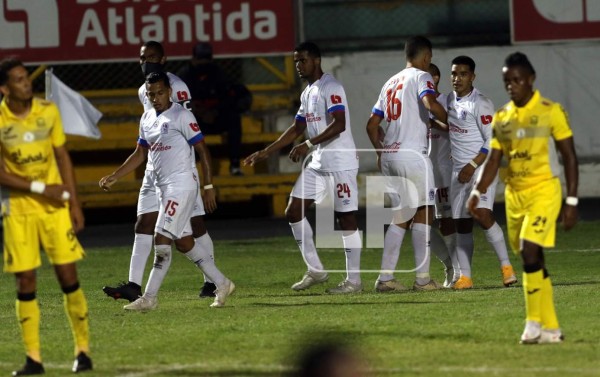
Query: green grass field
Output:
[[1, 221, 599, 377]]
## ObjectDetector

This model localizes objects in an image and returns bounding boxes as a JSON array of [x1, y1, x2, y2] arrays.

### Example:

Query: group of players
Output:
[[0, 35, 579, 375]]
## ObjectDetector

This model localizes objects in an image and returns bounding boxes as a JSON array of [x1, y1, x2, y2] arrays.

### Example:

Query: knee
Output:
[[285, 201, 302, 223], [336, 212, 357, 231], [190, 216, 207, 238], [154, 244, 172, 262]]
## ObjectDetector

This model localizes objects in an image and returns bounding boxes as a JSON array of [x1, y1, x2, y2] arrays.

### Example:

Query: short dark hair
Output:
[[452, 55, 476, 72], [405, 36, 432, 60], [0, 58, 24, 86], [504, 52, 536, 75], [145, 71, 170, 89], [428, 63, 440, 77], [294, 41, 321, 58], [143, 41, 165, 57]]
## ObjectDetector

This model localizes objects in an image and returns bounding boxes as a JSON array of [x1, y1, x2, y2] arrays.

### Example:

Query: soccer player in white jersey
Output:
[[366, 36, 447, 292], [244, 42, 362, 294], [427, 63, 459, 288], [446, 55, 517, 289], [102, 41, 217, 302], [100, 72, 234, 310]]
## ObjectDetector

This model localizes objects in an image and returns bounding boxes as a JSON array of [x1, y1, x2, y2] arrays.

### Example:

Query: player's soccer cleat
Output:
[[539, 329, 564, 344], [374, 279, 409, 293], [102, 281, 142, 302], [501, 265, 518, 287], [520, 320, 542, 344], [123, 295, 157, 312], [72, 352, 93, 373], [199, 282, 217, 298], [210, 279, 235, 308], [443, 267, 457, 288], [12, 356, 44, 376], [413, 279, 443, 291], [291, 271, 329, 291], [326, 280, 363, 294], [453, 275, 474, 290]]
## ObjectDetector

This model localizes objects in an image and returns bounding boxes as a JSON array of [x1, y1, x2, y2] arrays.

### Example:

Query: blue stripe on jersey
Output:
[[480, 147, 489, 155], [138, 137, 149, 148], [188, 133, 205, 145], [419, 89, 436, 99], [372, 108, 385, 118], [328, 104, 345, 113], [295, 114, 306, 123]]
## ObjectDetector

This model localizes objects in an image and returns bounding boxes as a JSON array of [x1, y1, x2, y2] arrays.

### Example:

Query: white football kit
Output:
[[429, 92, 452, 218], [138, 103, 204, 239], [291, 73, 359, 212], [372, 67, 437, 208], [136, 73, 204, 217], [447, 88, 497, 218]]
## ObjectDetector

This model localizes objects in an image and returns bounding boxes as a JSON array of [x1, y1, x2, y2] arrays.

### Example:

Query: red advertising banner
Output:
[[511, 0, 600, 43], [0, 0, 296, 64]]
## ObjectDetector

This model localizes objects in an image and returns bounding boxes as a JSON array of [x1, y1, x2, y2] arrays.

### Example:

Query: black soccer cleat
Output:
[[72, 352, 93, 373], [199, 282, 217, 298], [12, 356, 45, 376], [102, 281, 141, 302]]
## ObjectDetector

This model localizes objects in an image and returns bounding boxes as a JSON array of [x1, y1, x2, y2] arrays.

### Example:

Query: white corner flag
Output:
[[45, 69, 102, 139]]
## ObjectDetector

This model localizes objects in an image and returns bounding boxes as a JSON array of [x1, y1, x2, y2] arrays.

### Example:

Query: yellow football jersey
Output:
[[491, 90, 573, 191], [0, 97, 66, 215]]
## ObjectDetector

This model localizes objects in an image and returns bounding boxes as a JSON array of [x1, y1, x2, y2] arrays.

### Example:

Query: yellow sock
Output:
[[523, 270, 544, 323], [16, 298, 41, 363], [541, 275, 560, 329], [64, 288, 90, 355]]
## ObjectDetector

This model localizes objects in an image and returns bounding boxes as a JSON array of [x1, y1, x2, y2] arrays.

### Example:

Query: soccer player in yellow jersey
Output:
[[467, 52, 578, 344], [0, 59, 92, 374]]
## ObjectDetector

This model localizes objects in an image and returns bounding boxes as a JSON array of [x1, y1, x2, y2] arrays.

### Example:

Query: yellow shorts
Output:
[[3, 207, 85, 273], [505, 178, 562, 253]]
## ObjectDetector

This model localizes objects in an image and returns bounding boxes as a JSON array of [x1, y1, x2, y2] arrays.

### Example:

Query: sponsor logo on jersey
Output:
[[306, 112, 322, 122], [460, 110, 468, 120], [342, 199, 351, 205], [1, 126, 17, 141], [161, 123, 169, 134], [530, 116, 538, 125], [510, 150, 532, 161], [516, 128, 526, 139], [10, 149, 48, 165], [23, 132, 35, 142], [149, 142, 172, 152], [382, 141, 401, 153], [449, 123, 468, 134]]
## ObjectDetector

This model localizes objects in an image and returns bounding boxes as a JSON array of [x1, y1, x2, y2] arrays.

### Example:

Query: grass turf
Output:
[[1, 221, 599, 376]]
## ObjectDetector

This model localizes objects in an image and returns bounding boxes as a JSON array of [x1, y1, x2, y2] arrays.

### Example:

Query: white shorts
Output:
[[434, 186, 452, 219], [155, 187, 198, 240], [433, 161, 452, 189], [291, 168, 358, 212], [450, 169, 497, 219], [137, 169, 205, 217], [381, 157, 435, 210]]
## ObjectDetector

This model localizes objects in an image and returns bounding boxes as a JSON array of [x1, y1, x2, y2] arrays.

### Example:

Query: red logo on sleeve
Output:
[[177, 91, 189, 101], [426, 81, 434, 89], [330, 94, 342, 104], [480, 115, 493, 125], [189, 122, 200, 132]]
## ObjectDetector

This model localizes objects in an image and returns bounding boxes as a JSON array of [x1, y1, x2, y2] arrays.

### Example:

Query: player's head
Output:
[[293, 41, 323, 84], [145, 71, 172, 112], [0, 58, 32, 102], [502, 52, 535, 107], [140, 41, 166, 77], [427, 63, 441, 89], [405, 36, 432, 70], [451, 55, 476, 97]]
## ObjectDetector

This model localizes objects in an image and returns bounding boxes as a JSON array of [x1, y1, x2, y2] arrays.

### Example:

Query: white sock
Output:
[[456, 232, 474, 278], [443, 233, 460, 280], [378, 224, 406, 282], [185, 233, 226, 287], [144, 244, 172, 298], [129, 233, 153, 286], [343, 230, 362, 284], [430, 229, 452, 269], [290, 218, 324, 273], [484, 222, 511, 267], [412, 222, 432, 285], [195, 235, 214, 284]]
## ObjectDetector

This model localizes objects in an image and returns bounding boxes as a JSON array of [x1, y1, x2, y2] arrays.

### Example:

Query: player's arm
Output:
[[99, 143, 147, 191], [556, 136, 579, 231], [54, 145, 85, 232], [193, 140, 217, 213], [468, 147, 503, 221], [289, 110, 346, 163], [459, 102, 493, 183], [244, 119, 306, 166], [422, 93, 447, 125]]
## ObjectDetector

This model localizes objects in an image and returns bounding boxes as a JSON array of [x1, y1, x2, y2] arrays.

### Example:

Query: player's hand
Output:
[[243, 150, 269, 166], [562, 204, 578, 231], [69, 202, 85, 233], [458, 164, 475, 183], [289, 142, 309, 163], [466, 190, 481, 220], [202, 187, 217, 214], [99, 174, 118, 191], [43, 184, 70, 204]]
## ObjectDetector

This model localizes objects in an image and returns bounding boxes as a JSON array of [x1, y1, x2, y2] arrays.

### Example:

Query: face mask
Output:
[[141, 62, 164, 77]]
